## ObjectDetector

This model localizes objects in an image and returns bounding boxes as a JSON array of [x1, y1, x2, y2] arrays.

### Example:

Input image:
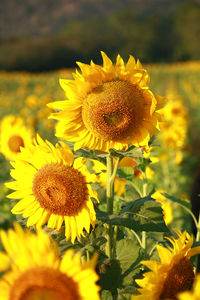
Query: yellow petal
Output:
[[156, 245, 172, 264]]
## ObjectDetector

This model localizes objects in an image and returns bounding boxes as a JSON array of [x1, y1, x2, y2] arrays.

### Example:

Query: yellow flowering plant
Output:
[[2, 52, 200, 300]]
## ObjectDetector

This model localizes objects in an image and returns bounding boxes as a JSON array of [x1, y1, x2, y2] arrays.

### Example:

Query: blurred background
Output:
[[0, 0, 200, 71]]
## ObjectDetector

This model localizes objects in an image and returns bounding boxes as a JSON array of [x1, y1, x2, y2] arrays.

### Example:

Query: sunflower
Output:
[[0, 115, 33, 160], [161, 96, 188, 124], [48, 52, 165, 152], [178, 273, 200, 300], [159, 96, 188, 150], [133, 231, 200, 300], [0, 223, 100, 300], [160, 123, 187, 149], [6, 135, 97, 243]]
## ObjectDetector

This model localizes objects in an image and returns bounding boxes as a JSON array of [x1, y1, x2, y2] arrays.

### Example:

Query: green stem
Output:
[[129, 181, 143, 198], [196, 213, 200, 243], [86, 250, 90, 261], [194, 213, 200, 273], [112, 293, 118, 300], [180, 204, 198, 230], [112, 225, 118, 257], [162, 162, 170, 190], [81, 254, 87, 264], [110, 157, 121, 184], [127, 229, 143, 248], [105, 156, 120, 259], [106, 155, 114, 259], [141, 231, 146, 249], [106, 155, 114, 214], [141, 173, 147, 249], [142, 175, 147, 198]]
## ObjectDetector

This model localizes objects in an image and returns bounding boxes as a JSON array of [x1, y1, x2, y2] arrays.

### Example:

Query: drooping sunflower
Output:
[[48, 52, 165, 152], [0, 114, 33, 160], [133, 231, 200, 300], [0, 223, 100, 300], [6, 135, 97, 243], [178, 273, 200, 300]]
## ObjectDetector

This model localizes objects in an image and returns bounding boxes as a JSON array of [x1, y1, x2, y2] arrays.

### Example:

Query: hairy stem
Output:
[[105, 155, 120, 258], [106, 155, 114, 258]]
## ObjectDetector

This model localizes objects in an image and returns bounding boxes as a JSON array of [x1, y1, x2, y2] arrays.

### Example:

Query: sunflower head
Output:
[[6, 135, 97, 243], [0, 115, 33, 160], [0, 223, 100, 300], [159, 96, 188, 150], [134, 231, 200, 300], [48, 52, 165, 152]]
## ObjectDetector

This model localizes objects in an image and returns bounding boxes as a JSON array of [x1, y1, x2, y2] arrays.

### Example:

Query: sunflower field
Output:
[[1, 54, 200, 299]]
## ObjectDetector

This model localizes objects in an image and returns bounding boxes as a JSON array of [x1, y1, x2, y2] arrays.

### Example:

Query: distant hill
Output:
[[0, 0, 200, 70], [0, 0, 193, 39]]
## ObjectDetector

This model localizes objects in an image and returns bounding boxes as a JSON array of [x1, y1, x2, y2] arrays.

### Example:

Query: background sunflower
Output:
[[0, 115, 33, 161]]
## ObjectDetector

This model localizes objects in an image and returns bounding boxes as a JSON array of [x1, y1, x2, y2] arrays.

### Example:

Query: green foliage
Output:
[[117, 168, 134, 181], [97, 197, 169, 233], [98, 239, 144, 298]]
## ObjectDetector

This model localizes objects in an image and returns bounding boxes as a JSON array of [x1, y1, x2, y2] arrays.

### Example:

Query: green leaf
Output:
[[75, 148, 107, 164], [163, 193, 191, 209], [100, 290, 113, 300], [138, 157, 151, 172], [117, 167, 134, 181], [125, 179, 143, 198], [109, 147, 144, 159], [116, 239, 140, 273], [118, 286, 138, 298], [98, 258, 122, 294], [96, 198, 169, 233], [116, 238, 145, 286]]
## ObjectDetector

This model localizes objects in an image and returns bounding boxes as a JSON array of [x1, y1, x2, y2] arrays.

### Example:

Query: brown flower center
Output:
[[82, 80, 145, 141], [9, 267, 80, 300], [8, 135, 24, 153], [32, 163, 88, 216], [159, 257, 195, 300]]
